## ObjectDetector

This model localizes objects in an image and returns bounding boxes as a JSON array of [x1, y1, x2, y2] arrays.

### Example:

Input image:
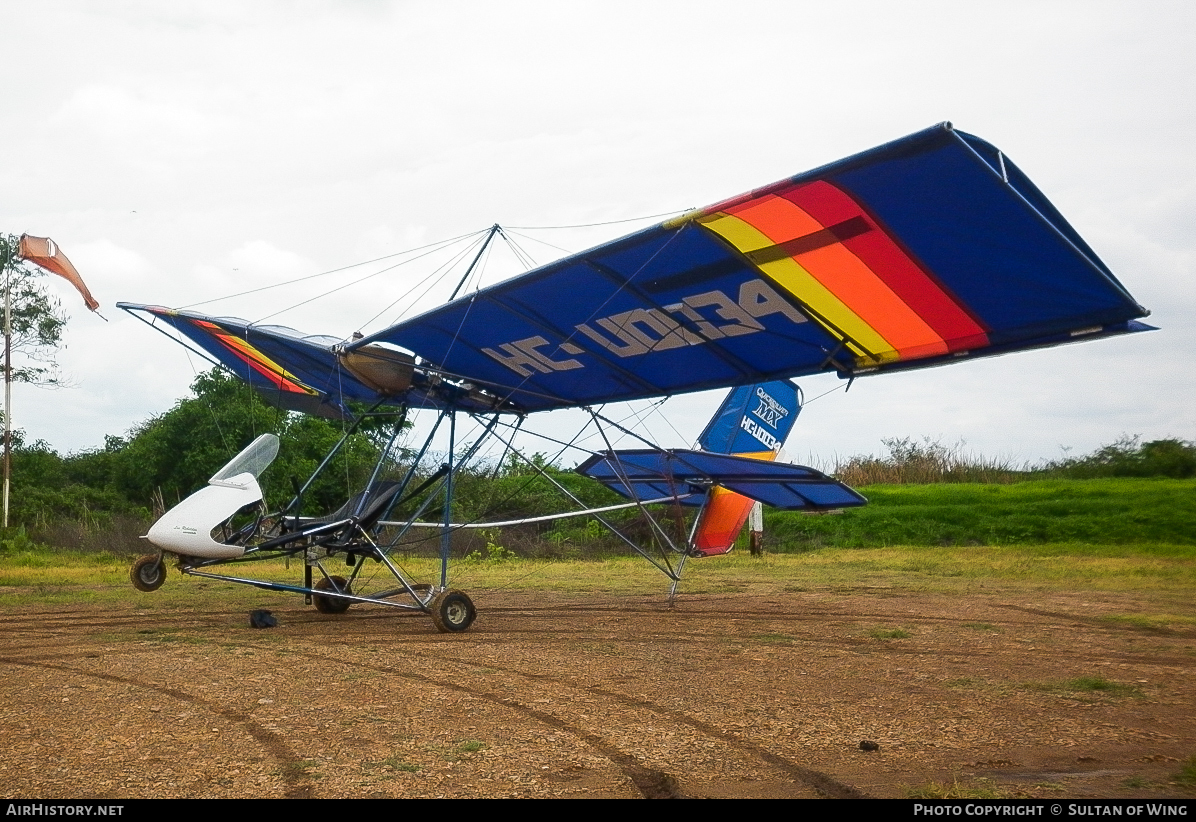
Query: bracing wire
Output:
[[181, 229, 488, 311], [641, 396, 689, 447], [355, 232, 491, 332], [571, 398, 670, 452], [504, 210, 683, 230], [500, 228, 573, 257], [252, 231, 491, 326], [493, 228, 539, 272], [801, 381, 849, 406], [186, 210, 683, 338]]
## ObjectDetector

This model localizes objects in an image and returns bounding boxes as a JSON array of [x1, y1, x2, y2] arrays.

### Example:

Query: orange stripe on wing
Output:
[[779, 181, 988, 351], [698, 212, 897, 362], [726, 195, 949, 360], [193, 320, 317, 396]]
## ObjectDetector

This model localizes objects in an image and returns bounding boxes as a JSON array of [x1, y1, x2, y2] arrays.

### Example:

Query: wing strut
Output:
[[480, 418, 683, 580], [585, 408, 691, 591]]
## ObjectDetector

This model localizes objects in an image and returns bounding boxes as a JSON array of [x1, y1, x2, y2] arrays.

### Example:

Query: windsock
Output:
[[17, 235, 99, 312]]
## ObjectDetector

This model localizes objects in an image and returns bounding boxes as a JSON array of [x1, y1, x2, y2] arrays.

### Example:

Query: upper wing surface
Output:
[[354, 123, 1150, 412]]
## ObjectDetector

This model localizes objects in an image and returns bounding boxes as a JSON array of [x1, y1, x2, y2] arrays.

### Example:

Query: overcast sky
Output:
[[2, 0, 1193, 469]]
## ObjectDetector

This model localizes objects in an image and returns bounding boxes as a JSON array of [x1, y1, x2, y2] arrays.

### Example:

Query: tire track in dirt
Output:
[[0, 605, 872, 796], [9, 621, 1192, 671], [4, 592, 1163, 636], [453, 653, 865, 798], [488, 594, 1196, 638], [4, 643, 699, 798], [0, 655, 316, 798], [17, 600, 1188, 676], [0, 611, 274, 632], [274, 644, 865, 798], [272, 609, 1196, 673], [0, 640, 722, 798], [443, 604, 1196, 669], [7, 595, 1192, 798], [8, 600, 1193, 670], [995, 604, 1196, 638], [273, 647, 700, 798]]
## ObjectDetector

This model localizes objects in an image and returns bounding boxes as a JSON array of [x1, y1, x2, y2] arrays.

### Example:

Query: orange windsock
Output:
[[17, 235, 100, 312]]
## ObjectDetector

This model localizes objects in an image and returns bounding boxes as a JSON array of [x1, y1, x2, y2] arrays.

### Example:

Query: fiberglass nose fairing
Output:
[[144, 434, 280, 559]]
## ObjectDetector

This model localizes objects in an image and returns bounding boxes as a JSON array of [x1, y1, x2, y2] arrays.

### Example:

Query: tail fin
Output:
[[692, 380, 801, 557], [697, 380, 802, 455]]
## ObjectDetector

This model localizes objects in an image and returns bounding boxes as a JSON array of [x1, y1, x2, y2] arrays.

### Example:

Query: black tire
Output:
[[130, 555, 166, 592], [313, 576, 352, 614], [431, 590, 476, 633]]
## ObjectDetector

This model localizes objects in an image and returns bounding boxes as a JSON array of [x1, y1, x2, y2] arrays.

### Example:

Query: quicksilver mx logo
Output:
[[752, 386, 789, 429]]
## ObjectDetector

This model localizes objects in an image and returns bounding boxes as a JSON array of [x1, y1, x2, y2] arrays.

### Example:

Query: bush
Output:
[[833, 436, 1025, 485], [1041, 435, 1196, 479], [0, 526, 44, 554]]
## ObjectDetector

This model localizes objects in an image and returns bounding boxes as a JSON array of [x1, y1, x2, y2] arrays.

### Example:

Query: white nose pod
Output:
[[144, 434, 279, 559]]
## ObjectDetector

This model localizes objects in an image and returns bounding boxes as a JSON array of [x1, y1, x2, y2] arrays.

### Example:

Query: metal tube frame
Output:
[[165, 393, 702, 612], [483, 416, 688, 582]]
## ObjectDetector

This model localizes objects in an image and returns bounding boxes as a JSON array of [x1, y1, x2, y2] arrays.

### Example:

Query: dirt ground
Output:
[[2, 582, 1194, 799]]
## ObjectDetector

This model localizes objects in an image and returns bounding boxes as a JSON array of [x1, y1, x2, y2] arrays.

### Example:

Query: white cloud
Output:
[[51, 84, 223, 146]]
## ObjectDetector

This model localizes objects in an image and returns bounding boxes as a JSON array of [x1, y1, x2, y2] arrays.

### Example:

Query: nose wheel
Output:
[[130, 554, 166, 592]]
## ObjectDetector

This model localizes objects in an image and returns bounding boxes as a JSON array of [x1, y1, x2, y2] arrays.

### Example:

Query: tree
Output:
[[0, 233, 76, 527], [0, 234, 69, 387], [111, 368, 389, 513]]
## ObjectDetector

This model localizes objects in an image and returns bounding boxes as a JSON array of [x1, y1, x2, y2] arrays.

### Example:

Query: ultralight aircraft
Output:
[[118, 123, 1153, 631]]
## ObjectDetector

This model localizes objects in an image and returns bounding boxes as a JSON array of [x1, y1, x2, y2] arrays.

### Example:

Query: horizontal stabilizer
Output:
[[576, 449, 866, 511]]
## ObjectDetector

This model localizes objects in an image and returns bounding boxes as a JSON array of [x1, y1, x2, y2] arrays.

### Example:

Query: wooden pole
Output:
[[748, 501, 763, 556], [3, 247, 11, 529]]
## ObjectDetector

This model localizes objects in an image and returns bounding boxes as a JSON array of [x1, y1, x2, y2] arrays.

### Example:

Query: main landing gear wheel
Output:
[[130, 554, 166, 592], [313, 576, 352, 614], [431, 590, 476, 633]]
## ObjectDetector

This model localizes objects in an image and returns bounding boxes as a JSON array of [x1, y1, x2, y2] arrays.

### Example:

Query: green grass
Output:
[[431, 740, 487, 762], [752, 632, 796, 644], [1, 478, 1192, 605], [767, 478, 1196, 550], [3, 540, 1196, 611], [869, 627, 911, 640], [1033, 676, 1144, 699], [1100, 613, 1196, 632], [1173, 756, 1196, 788], [944, 678, 978, 688], [906, 776, 1007, 799], [0, 549, 128, 587], [365, 756, 420, 773]]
